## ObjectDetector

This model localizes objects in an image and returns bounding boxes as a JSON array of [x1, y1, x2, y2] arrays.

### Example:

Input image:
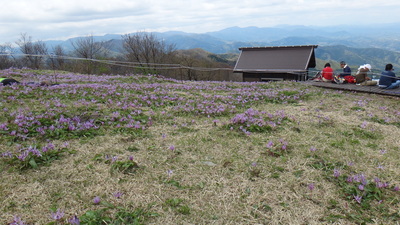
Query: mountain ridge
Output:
[[39, 24, 400, 70]]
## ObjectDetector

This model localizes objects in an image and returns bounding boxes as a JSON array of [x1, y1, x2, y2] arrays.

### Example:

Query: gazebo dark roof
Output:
[[234, 45, 318, 73]]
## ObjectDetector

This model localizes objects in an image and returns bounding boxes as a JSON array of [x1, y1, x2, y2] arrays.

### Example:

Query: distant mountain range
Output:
[[43, 24, 400, 70]]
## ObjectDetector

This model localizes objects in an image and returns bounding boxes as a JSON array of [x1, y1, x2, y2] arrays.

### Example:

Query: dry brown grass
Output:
[[0, 69, 399, 224]]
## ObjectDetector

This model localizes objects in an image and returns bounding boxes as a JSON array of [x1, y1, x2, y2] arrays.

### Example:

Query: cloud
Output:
[[1, 0, 400, 43], [1, 0, 149, 23]]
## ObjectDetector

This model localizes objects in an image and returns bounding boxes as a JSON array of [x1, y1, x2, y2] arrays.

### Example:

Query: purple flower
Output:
[[379, 149, 387, 154], [309, 146, 317, 152], [69, 215, 80, 225], [41, 146, 49, 153], [93, 196, 101, 204], [1, 151, 12, 158], [360, 121, 367, 129], [333, 168, 341, 178], [266, 141, 274, 149], [62, 142, 69, 148], [346, 176, 353, 183], [113, 191, 123, 198], [169, 145, 175, 151], [251, 162, 257, 167], [358, 184, 364, 191], [128, 155, 134, 161], [111, 156, 118, 162], [394, 186, 399, 191], [353, 174, 367, 185], [354, 195, 362, 204], [9, 215, 26, 225], [360, 174, 368, 185], [17, 151, 28, 161], [308, 183, 315, 191], [376, 182, 388, 189], [167, 169, 173, 177], [28, 146, 41, 157], [0, 123, 8, 131], [51, 209, 64, 221]]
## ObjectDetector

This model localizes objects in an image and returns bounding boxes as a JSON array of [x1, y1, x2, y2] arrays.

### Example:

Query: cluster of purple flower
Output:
[[339, 172, 398, 204], [0, 142, 60, 163], [346, 173, 368, 185], [0, 109, 101, 141], [230, 108, 290, 134], [265, 139, 289, 157], [9, 189, 127, 224]]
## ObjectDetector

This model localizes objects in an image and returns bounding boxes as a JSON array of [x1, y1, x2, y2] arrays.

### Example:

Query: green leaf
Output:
[[29, 158, 38, 169], [101, 201, 115, 208]]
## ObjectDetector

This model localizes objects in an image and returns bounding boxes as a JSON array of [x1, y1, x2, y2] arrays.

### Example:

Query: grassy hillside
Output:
[[176, 48, 238, 67], [1, 69, 399, 224]]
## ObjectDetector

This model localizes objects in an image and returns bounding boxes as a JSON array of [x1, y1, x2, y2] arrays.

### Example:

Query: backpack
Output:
[[344, 75, 356, 83]]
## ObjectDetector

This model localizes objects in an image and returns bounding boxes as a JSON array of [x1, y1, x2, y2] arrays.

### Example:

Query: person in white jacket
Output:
[[355, 64, 377, 86]]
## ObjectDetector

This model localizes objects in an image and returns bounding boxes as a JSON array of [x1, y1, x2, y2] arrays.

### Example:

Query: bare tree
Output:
[[43, 45, 68, 84], [0, 43, 15, 69], [15, 33, 48, 69], [49, 45, 66, 71], [122, 31, 176, 74], [71, 34, 111, 74]]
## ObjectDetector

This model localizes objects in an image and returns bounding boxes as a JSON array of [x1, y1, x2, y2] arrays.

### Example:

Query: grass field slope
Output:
[[1, 69, 399, 224]]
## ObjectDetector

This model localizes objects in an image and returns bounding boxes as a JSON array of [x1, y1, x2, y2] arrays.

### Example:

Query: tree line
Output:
[[0, 32, 236, 81]]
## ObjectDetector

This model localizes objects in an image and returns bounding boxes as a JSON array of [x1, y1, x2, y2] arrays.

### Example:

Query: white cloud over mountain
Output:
[[1, 0, 400, 43]]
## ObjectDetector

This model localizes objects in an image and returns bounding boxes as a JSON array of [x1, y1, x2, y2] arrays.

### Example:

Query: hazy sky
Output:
[[1, 0, 400, 43]]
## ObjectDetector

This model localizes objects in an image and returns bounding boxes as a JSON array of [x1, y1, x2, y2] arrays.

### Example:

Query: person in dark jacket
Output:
[[379, 64, 400, 89], [339, 61, 352, 77], [0, 78, 20, 86]]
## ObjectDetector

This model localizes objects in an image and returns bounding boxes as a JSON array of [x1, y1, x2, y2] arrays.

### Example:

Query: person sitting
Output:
[[310, 63, 334, 81], [321, 63, 334, 82], [379, 63, 400, 89], [355, 64, 377, 86], [339, 61, 351, 77], [0, 78, 20, 86]]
